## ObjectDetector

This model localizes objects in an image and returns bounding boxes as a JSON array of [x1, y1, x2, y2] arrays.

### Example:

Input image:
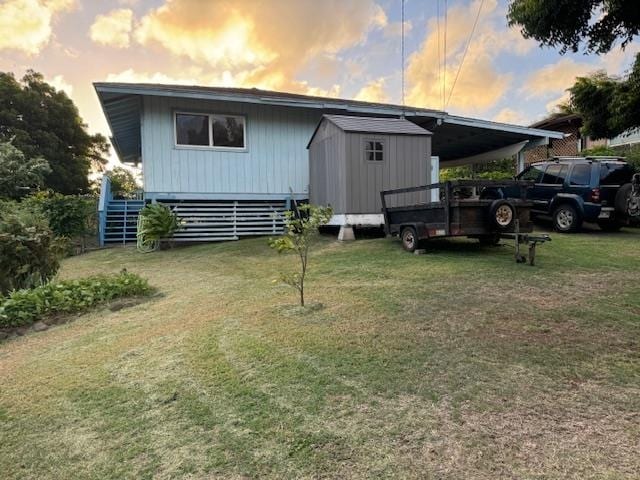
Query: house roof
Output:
[[529, 113, 581, 130], [94, 82, 565, 165]]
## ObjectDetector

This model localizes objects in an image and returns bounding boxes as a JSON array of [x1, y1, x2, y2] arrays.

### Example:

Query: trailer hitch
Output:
[[499, 220, 551, 266]]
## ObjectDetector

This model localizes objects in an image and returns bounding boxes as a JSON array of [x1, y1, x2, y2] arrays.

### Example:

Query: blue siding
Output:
[[141, 96, 322, 198]]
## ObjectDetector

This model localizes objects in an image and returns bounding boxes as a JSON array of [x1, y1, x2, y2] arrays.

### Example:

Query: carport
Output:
[[412, 114, 563, 170]]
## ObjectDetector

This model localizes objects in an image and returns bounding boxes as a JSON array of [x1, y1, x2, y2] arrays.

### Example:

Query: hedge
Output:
[[0, 271, 153, 329]]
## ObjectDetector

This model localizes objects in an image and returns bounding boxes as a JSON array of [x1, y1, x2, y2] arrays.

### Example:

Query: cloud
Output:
[[0, 0, 75, 55], [406, 0, 532, 114], [48, 74, 73, 96], [494, 108, 528, 125], [105, 69, 199, 85], [384, 20, 412, 38], [90, 9, 134, 48], [522, 58, 598, 99], [354, 78, 390, 103], [132, 0, 386, 94]]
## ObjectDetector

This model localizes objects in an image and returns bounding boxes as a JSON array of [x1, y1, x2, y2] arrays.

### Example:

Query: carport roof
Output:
[[94, 82, 564, 165]]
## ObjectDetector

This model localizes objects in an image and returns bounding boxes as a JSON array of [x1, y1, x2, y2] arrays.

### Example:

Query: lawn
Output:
[[1, 229, 639, 479]]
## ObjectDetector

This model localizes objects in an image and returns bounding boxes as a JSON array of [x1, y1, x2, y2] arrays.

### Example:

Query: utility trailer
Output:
[[380, 180, 550, 265]]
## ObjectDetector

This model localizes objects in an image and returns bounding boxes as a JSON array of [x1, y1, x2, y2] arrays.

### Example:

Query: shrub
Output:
[[0, 204, 65, 295], [137, 203, 181, 252], [0, 271, 153, 328], [23, 192, 97, 253], [0, 141, 51, 200]]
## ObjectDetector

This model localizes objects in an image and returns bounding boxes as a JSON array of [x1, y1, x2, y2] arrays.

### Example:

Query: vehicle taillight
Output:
[[589, 187, 601, 203]]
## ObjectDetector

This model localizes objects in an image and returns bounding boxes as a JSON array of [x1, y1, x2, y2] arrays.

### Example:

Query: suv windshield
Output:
[[599, 163, 633, 185]]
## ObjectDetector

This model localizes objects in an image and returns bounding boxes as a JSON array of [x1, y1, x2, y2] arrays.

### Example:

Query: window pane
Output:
[[520, 165, 544, 182], [367, 151, 375, 161], [366, 141, 375, 150], [556, 165, 568, 184], [375, 142, 383, 151], [212, 115, 245, 148], [570, 164, 591, 185], [375, 151, 383, 161], [542, 164, 562, 184], [176, 113, 209, 146], [600, 163, 633, 185]]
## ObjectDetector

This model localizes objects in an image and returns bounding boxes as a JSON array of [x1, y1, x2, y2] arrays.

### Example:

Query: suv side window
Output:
[[569, 163, 591, 185], [519, 165, 545, 182], [600, 163, 633, 185], [542, 164, 567, 184]]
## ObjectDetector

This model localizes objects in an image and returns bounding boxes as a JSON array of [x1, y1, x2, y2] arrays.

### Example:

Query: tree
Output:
[[568, 55, 640, 138], [0, 70, 109, 195], [106, 166, 140, 198], [507, 0, 640, 54], [508, 1, 640, 138], [269, 204, 333, 307], [0, 141, 51, 199]]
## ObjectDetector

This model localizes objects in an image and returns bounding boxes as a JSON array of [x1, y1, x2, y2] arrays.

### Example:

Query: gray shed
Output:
[[307, 115, 432, 222]]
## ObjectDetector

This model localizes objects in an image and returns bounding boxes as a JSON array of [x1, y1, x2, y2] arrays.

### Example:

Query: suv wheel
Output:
[[553, 204, 581, 233], [401, 226, 418, 252]]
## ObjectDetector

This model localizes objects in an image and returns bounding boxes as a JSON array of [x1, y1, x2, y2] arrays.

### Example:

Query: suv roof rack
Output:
[[549, 155, 626, 162]]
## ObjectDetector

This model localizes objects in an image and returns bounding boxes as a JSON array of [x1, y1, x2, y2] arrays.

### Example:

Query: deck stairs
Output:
[[103, 200, 145, 244]]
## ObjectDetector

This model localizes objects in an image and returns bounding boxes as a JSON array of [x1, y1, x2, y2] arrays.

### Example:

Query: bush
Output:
[[581, 144, 640, 172], [0, 204, 65, 295], [24, 192, 97, 253], [137, 203, 181, 252], [0, 271, 153, 328]]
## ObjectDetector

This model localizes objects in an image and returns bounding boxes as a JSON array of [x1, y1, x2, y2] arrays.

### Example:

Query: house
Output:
[[94, 83, 563, 244], [523, 113, 640, 165], [523, 113, 606, 164], [308, 115, 432, 229]]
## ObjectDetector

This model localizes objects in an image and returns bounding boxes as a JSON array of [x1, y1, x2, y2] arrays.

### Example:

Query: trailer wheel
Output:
[[489, 200, 516, 230], [401, 226, 418, 252]]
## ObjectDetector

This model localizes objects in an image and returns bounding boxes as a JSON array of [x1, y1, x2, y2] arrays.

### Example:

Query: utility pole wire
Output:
[[446, 0, 485, 109], [443, 0, 447, 111], [401, 0, 405, 113], [437, 0, 441, 111]]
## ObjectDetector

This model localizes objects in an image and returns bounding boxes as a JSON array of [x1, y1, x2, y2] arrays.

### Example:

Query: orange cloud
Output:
[[493, 108, 528, 125], [90, 8, 134, 48], [0, 0, 75, 55], [406, 0, 533, 114], [522, 58, 597, 99], [132, 0, 386, 94], [355, 78, 390, 103]]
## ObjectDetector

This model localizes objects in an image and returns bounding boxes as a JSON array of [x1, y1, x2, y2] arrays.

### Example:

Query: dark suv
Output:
[[513, 157, 635, 232]]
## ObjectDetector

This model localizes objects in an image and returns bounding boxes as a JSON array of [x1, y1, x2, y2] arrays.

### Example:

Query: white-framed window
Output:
[[364, 138, 384, 162], [174, 112, 246, 150]]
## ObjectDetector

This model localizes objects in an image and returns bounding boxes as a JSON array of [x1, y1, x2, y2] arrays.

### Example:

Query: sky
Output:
[[0, 0, 638, 166]]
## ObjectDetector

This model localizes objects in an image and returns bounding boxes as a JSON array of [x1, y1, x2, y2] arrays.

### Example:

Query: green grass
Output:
[[1, 229, 639, 479]]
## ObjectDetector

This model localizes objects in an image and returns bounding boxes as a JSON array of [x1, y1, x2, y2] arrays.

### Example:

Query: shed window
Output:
[[175, 112, 245, 149], [364, 140, 384, 161]]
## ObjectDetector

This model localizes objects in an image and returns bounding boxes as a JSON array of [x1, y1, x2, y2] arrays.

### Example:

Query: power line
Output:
[[437, 0, 441, 110], [443, 0, 447, 111], [401, 0, 405, 113], [446, 0, 485, 109]]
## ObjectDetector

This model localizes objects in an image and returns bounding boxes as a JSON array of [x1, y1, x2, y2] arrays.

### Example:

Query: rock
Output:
[[32, 321, 49, 332], [15, 327, 29, 336], [0, 331, 9, 340]]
